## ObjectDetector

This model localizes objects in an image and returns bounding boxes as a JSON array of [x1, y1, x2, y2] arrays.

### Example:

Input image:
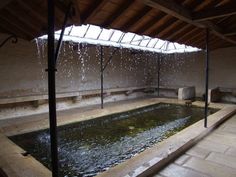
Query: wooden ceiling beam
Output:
[[0, 16, 32, 40], [121, 6, 152, 32], [126, 8, 156, 32], [142, 0, 202, 27], [165, 24, 192, 41], [102, 0, 133, 28], [224, 28, 236, 36], [142, 0, 236, 45], [149, 17, 177, 37], [82, 0, 108, 24], [193, 3, 236, 22], [190, 38, 205, 49], [71, 0, 81, 25], [142, 14, 171, 35], [0, 0, 13, 9], [225, 31, 236, 36], [157, 20, 183, 39], [136, 12, 166, 34], [4, 7, 39, 33], [17, 0, 47, 26], [193, 0, 219, 12], [183, 31, 205, 46], [175, 27, 199, 43]]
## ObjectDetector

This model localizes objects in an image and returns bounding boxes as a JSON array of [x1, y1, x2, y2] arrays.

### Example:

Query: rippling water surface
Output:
[[10, 103, 217, 177]]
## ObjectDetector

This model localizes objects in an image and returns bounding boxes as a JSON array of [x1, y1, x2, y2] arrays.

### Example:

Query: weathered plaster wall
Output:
[[1, 33, 236, 100], [0, 34, 159, 98], [159, 47, 236, 97]]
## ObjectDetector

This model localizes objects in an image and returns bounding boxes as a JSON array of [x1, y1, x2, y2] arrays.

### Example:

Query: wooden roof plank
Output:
[[0, 0, 13, 9], [0, 16, 32, 40], [165, 23, 192, 41], [82, 0, 109, 24], [142, 0, 236, 45], [71, 0, 82, 25], [193, 3, 236, 22], [175, 27, 199, 43], [157, 20, 183, 38], [142, 0, 201, 26], [102, 0, 133, 28], [136, 12, 166, 34], [102, 0, 134, 27], [121, 6, 152, 32], [150, 17, 177, 36]]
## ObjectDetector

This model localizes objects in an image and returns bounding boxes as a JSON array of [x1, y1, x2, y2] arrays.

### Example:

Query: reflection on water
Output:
[[10, 104, 217, 177]]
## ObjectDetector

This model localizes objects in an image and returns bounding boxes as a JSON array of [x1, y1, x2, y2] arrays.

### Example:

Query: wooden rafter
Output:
[[142, 0, 200, 26], [0, 10, 38, 39], [182, 30, 204, 45], [142, 0, 236, 45], [17, 0, 47, 26], [143, 14, 172, 35], [126, 8, 156, 32], [0, 0, 13, 9], [0, 16, 32, 39], [157, 20, 183, 38], [149, 17, 177, 36], [193, 0, 220, 12], [136, 12, 166, 34], [82, 0, 108, 24], [81, 0, 107, 24], [5, 6, 39, 33], [71, 0, 81, 25], [102, 0, 133, 28], [121, 6, 152, 32], [225, 31, 236, 36], [193, 3, 236, 22], [175, 27, 199, 43], [165, 24, 192, 41]]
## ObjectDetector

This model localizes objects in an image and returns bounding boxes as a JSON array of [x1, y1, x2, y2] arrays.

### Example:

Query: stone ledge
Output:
[[0, 133, 51, 177]]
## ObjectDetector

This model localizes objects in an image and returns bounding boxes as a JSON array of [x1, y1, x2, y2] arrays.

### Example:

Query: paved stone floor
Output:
[[153, 114, 236, 177]]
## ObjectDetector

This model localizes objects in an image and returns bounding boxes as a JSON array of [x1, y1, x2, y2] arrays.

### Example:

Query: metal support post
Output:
[[102, 48, 118, 71], [157, 54, 161, 96], [204, 29, 209, 128], [100, 46, 104, 109], [47, 0, 58, 176], [55, 2, 72, 63]]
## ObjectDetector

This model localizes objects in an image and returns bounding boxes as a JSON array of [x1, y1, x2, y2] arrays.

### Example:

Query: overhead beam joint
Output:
[[142, 0, 236, 45]]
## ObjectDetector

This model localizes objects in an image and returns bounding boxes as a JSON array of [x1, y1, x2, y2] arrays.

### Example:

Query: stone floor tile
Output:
[[223, 117, 236, 125], [206, 152, 236, 169], [225, 147, 236, 157], [221, 125, 236, 134], [186, 146, 210, 159], [153, 175, 164, 177], [205, 133, 236, 148], [159, 163, 209, 177], [174, 154, 190, 165], [196, 139, 229, 153], [183, 157, 236, 177]]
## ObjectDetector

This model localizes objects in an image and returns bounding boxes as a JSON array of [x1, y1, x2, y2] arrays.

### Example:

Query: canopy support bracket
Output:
[[0, 34, 17, 48]]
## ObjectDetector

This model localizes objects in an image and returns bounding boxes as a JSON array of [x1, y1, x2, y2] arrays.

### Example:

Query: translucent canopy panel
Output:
[[40, 24, 200, 53]]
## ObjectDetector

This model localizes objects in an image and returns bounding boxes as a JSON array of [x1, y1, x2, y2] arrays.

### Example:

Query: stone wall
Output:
[[1, 33, 236, 100], [0, 34, 159, 98], [158, 47, 236, 97]]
